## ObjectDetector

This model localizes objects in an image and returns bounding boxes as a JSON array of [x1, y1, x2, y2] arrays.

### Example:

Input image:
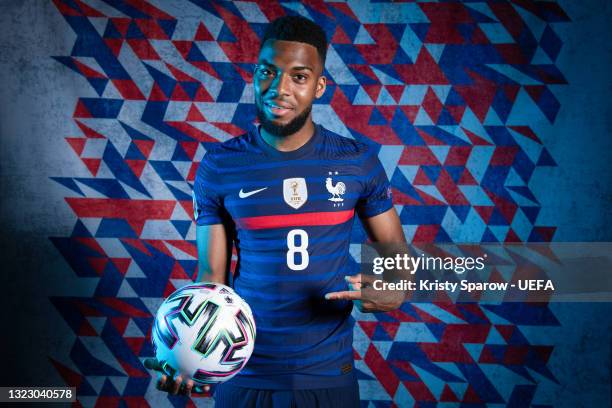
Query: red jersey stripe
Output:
[[238, 209, 355, 230]]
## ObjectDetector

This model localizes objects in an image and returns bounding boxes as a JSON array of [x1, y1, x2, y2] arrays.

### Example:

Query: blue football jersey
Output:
[[192, 124, 392, 389]]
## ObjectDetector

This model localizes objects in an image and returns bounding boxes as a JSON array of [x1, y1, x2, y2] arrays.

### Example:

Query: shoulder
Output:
[[318, 126, 374, 160]]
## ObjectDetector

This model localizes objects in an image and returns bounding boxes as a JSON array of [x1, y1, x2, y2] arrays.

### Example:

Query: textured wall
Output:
[[0, 0, 610, 406]]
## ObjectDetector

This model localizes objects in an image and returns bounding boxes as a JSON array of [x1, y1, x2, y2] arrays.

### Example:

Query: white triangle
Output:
[[171, 202, 191, 220], [170, 278, 194, 289], [172, 161, 192, 179], [376, 86, 397, 105], [117, 279, 138, 297], [95, 161, 115, 179], [370, 66, 403, 85], [398, 165, 419, 183], [425, 44, 445, 63], [429, 145, 450, 164], [185, 223, 197, 241], [378, 145, 403, 181], [484, 107, 503, 125], [81, 217, 102, 236], [413, 108, 433, 125], [86, 376, 105, 393], [123, 319, 145, 337], [194, 144, 206, 162], [118, 180, 151, 200], [126, 260, 146, 278], [164, 241, 196, 260], [74, 180, 107, 199], [89, 17, 109, 36], [353, 86, 375, 105], [140, 297, 166, 315], [109, 376, 128, 395], [430, 85, 451, 103], [102, 79, 123, 99], [354, 25, 375, 44], [86, 317, 107, 335], [373, 341, 393, 359], [531, 46, 553, 64]]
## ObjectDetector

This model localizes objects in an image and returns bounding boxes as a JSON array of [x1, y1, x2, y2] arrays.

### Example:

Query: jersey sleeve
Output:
[[192, 153, 224, 225], [356, 150, 393, 218]]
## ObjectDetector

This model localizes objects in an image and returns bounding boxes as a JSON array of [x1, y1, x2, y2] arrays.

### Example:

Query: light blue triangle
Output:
[[86, 317, 107, 335], [399, 84, 428, 105], [281, 2, 312, 19], [439, 125, 473, 144], [414, 108, 434, 125], [480, 306, 513, 325], [513, 3, 546, 40], [507, 88, 549, 125], [399, 25, 422, 62], [459, 107, 493, 143], [398, 165, 419, 183], [373, 341, 392, 359], [489, 226, 510, 242], [124, 319, 145, 337], [465, 2, 498, 21], [429, 145, 450, 164], [509, 127, 543, 163], [353, 86, 375, 105], [464, 343, 484, 362], [411, 364, 446, 399], [371, 66, 404, 85], [415, 185, 447, 203], [433, 362, 466, 381], [425, 44, 445, 63], [486, 64, 542, 85], [484, 107, 504, 125], [504, 167, 525, 187], [378, 145, 404, 180], [393, 383, 415, 407], [486, 327, 507, 344], [376, 86, 397, 105], [431, 85, 451, 103], [465, 145, 495, 182], [532, 46, 553, 64], [354, 25, 375, 44]]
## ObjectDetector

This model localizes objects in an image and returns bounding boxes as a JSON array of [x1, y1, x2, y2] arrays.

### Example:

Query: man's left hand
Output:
[[325, 274, 405, 312]]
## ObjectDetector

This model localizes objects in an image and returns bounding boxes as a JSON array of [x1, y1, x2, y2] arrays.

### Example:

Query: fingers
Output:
[[171, 375, 183, 395], [157, 374, 167, 391], [325, 290, 362, 301], [184, 379, 194, 397]]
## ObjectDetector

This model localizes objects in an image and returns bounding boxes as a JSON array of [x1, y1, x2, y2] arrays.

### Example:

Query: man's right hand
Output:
[[143, 358, 211, 397]]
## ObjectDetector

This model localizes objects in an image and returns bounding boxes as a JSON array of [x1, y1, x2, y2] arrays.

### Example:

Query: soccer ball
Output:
[[151, 282, 256, 385]]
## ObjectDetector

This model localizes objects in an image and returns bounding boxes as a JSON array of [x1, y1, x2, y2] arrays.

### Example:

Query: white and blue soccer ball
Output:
[[152, 282, 256, 385]]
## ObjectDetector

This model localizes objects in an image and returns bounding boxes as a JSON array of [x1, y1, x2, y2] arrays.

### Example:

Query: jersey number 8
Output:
[[287, 229, 309, 271]]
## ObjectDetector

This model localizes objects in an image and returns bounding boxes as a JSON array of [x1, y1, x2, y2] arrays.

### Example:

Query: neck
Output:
[[260, 120, 316, 152]]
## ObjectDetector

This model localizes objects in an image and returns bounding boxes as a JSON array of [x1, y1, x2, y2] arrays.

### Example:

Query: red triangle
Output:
[[380, 322, 399, 339], [82, 158, 101, 176], [446, 105, 466, 124], [76, 120, 106, 138], [455, 71, 497, 122], [194, 85, 214, 102], [362, 85, 382, 102], [386, 85, 405, 104], [110, 317, 130, 334], [390, 188, 422, 206], [191, 61, 221, 81], [331, 26, 351, 44], [163, 281, 177, 298], [76, 237, 105, 254], [458, 169, 478, 185], [170, 83, 192, 101], [180, 141, 199, 159], [471, 26, 489, 44], [73, 100, 92, 118], [49, 358, 83, 388], [495, 325, 515, 342], [125, 159, 147, 177], [124, 337, 146, 355], [172, 40, 193, 58], [505, 228, 521, 243], [66, 137, 86, 156], [413, 168, 432, 185], [462, 385, 481, 403], [169, 262, 191, 279], [478, 346, 499, 363], [186, 104, 206, 122], [440, 385, 459, 402], [165, 63, 197, 82], [376, 106, 396, 122], [104, 38, 123, 58], [525, 85, 545, 101], [87, 257, 108, 275], [148, 82, 168, 101], [111, 18, 130, 37], [533, 226, 556, 242], [121, 238, 151, 256], [474, 206, 494, 223], [399, 105, 419, 123], [349, 64, 379, 82], [395, 48, 449, 84], [195, 22, 214, 41], [358, 321, 377, 338], [509, 125, 541, 144], [133, 139, 154, 158], [213, 122, 246, 136], [78, 319, 98, 336], [462, 128, 492, 145], [111, 258, 131, 275], [502, 84, 520, 102]]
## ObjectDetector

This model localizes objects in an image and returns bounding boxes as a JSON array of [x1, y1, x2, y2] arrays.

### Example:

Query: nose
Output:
[[269, 72, 291, 97]]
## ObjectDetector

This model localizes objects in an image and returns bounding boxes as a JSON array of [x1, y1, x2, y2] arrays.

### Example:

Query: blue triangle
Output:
[[171, 143, 191, 161], [426, 323, 446, 341], [51, 177, 84, 196], [126, 21, 145, 39], [368, 107, 388, 125], [97, 218, 138, 238], [386, 24, 407, 42], [180, 82, 199, 100], [392, 46, 413, 64], [435, 227, 453, 243], [457, 23, 476, 42], [481, 228, 499, 242], [446, 88, 465, 105], [120, 122, 152, 140], [103, 21, 123, 38], [76, 178, 129, 199], [339, 85, 359, 102], [372, 324, 393, 341], [218, 24, 237, 42], [72, 219, 93, 238], [521, 206, 540, 224], [537, 148, 556, 166], [158, 19, 176, 38], [165, 182, 192, 201], [409, 23, 429, 42], [186, 42, 208, 62], [172, 220, 192, 238], [450, 205, 470, 223], [437, 108, 457, 125], [143, 64, 176, 97], [391, 109, 426, 146], [179, 260, 198, 279], [125, 143, 146, 160], [445, 166, 464, 183], [88, 78, 108, 96], [422, 165, 442, 183]]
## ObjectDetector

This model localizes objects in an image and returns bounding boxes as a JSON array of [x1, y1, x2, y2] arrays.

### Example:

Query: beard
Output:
[[256, 102, 312, 137]]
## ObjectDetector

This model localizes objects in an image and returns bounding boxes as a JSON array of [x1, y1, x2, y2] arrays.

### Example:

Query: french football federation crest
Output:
[[326, 172, 346, 206], [283, 178, 308, 209]]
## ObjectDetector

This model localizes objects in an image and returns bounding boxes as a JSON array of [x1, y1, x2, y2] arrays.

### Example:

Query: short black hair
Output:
[[261, 16, 328, 67]]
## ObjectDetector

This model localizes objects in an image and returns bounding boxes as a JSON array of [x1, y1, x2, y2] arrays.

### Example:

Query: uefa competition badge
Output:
[[283, 178, 308, 209]]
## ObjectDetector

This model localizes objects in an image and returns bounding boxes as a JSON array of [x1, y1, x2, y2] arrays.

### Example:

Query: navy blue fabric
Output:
[[193, 124, 392, 389], [213, 381, 360, 408]]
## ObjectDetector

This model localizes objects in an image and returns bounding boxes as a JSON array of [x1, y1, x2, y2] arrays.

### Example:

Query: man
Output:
[[148, 15, 406, 407]]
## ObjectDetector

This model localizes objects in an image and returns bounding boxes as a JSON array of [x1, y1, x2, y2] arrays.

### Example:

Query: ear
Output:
[[315, 75, 327, 99]]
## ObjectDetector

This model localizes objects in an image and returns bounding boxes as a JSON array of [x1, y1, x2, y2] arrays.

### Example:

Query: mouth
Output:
[[264, 101, 294, 117]]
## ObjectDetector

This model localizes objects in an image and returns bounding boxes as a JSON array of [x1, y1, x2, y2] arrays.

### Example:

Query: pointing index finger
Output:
[[325, 290, 362, 301]]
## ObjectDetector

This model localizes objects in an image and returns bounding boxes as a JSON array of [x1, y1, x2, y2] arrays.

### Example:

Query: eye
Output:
[[256, 67, 275, 78], [293, 74, 308, 82]]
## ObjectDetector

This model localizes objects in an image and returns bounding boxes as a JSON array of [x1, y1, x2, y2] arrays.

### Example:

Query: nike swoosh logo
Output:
[[239, 187, 268, 198]]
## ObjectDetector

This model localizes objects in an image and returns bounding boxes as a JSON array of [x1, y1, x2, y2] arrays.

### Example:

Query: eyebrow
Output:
[[258, 60, 314, 72]]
